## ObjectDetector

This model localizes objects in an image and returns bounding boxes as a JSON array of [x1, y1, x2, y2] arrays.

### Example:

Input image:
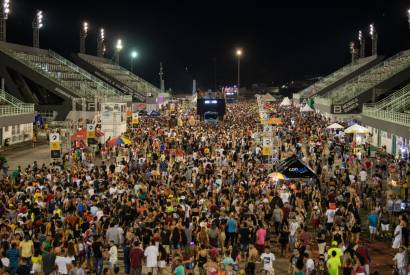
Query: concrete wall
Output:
[[366, 125, 410, 157], [1, 122, 33, 146]]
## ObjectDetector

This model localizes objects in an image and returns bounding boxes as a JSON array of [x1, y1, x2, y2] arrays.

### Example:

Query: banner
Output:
[[49, 133, 61, 158], [87, 124, 96, 145], [132, 113, 139, 128], [262, 137, 273, 156]]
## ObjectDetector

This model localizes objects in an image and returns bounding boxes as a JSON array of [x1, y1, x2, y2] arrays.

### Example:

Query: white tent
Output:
[[344, 124, 369, 134], [300, 104, 314, 112], [262, 93, 276, 101], [279, 97, 292, 106], [326, 123, 344, 130]]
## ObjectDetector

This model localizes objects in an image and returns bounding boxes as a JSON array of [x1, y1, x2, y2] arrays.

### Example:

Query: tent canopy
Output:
[[276, 155, 317, 179], [279, 97, 292, 106], [300, 104, 314, 112], [262, 93, 276, 101], [344, 124, 369, 134], [71, 129, 87, 141], [326, 123, 344, 130], [266, 116, 284, 125]]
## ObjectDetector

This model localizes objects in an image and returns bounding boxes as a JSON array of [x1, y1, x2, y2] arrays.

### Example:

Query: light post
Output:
[[97, 28, 105, 57], [115, 39, 123, 64], [130, 50, 138, 72], [408, 9, 410, 30], [358, 30, 365, 58], [235, 48, 242, 94], [370, 24, 378, 56], [80, 21, 88, 54], [32, 10, 43, 48], [0, 0, 10, 42], [350, 41, 357, 64]]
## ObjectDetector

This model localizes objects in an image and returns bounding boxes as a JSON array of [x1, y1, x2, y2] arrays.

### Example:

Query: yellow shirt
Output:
[[32, 255, 42, 264], [20, 240, 33, 258]]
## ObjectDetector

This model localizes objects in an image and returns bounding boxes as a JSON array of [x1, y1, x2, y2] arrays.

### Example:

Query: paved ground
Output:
[[0, 142, 50, 170]]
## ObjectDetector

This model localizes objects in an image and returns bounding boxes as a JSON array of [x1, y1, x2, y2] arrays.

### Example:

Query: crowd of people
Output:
[[0, 100, 408, 275]]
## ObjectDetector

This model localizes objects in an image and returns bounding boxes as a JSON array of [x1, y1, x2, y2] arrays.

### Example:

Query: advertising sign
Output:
[[87, 124, 96, 145], [49, 133, 61, 158]]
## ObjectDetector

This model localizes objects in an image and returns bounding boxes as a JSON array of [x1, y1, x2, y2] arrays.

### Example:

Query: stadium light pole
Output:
[[32, 10, 43, 48], [358, 30, 365, 58], [350, 41, 357, 64], [370, 24, 378, 56], [235, 48, 242, 95], [130, 50, 138, 72], [0, 0, 10, 42], [80, 21, 88, 54], [115, 39, 123, 64], [408, 9, 410, 30], [97, 28, 105, 57]]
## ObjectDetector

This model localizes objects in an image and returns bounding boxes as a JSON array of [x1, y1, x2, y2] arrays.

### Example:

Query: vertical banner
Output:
[[262, 137, 273, 156], [132, 113, 139, 128], [49, 133, 61, 158], [87, 124, 96, 145]]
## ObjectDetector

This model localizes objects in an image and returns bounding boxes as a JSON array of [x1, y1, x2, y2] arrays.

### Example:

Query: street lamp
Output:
[[97, 28, 105, 57], [80, 21, 88, 54], [369, 23, 378, 56], [0, 0, 10, 41], [130, 50, 138, 72], [358, 30, 365, 58], [32, 10, 43, 48], [115, 39, 123, 64], [235, 48, 242, 94]]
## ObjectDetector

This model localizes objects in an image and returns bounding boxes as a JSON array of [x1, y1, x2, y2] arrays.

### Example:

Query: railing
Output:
[[0, 104, 34, 116], [364, 83, 410, 111], [48, 50, 121, 97], [329, 51, 410, 104], [298, 56, 377, 97], [362, 106, 410, 127], [0, 89, 25, 106]]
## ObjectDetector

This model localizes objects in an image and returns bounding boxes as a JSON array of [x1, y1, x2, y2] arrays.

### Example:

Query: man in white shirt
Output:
[[55, 248, 71, 275], [144, 241, 159, 274], [260, 246, 275, 274], [305, 253, 315, 275], [393, 246, 407, 275], [325, 208, 336, 230], [108, 241, 118, 270]]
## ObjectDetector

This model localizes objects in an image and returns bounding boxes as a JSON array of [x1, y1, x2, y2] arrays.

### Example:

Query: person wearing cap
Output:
[[327, 241, 342, 262], [327, 250, 341, 275]]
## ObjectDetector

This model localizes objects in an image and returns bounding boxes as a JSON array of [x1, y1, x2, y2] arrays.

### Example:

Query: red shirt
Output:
[[129, 247, 144, 268]]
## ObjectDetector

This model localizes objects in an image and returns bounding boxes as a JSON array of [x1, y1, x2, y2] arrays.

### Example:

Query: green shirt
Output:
[[174, 265, 185, 275], [327, 257, 341, 275]]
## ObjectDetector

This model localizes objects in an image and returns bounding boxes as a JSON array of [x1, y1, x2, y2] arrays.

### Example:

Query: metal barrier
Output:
[[362, 106, 410, 127]]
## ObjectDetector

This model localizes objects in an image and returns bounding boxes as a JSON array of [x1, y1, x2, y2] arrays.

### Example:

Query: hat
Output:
[[332, 241, 338, 246]]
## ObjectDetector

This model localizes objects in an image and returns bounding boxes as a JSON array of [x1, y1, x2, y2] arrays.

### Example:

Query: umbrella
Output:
[[268, 172, 285, 180], [344, 124, 369, 134], [71, 129, 87, 141], [266, 116, 284, 125], [107, 136, 132, 146], [326, 123, 344, 130]]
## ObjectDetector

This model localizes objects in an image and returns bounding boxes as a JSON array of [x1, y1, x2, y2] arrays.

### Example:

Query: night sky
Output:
[[5, 0, 410, 93]]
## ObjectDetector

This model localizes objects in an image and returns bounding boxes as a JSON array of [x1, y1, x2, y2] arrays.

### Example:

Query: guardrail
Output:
[[329, 51, 410, 104], [0, 104, 34, 116], [363, 84, 410, 111], [362, 106, 410, 127]]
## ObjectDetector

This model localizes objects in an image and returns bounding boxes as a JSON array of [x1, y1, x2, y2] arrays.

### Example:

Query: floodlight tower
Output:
[[350, 41, 357, 64], [358, 30, 365, 58], [80, 21, 88, 54], [115, 39, 123, 64], [408, 9, 410, 30], [97, 28, 105, 57], [159, 62, 165, 93], [370, 24, 378, 56], [235, 48, 242, 94], [0, 0, 10, 41], [32, 10, 43, 48], [130, 50, 138, 72]]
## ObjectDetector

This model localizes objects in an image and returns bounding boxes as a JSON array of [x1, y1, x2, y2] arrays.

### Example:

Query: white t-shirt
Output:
[[109, 245, 118, 263], [325, 209, 336, 223], [393, 252, 406, 268], [306, 258, 315, 273], [289, 221, 300, 236], [260, 252, 275, 271], [359, 170, 367, 182], [55, 256, 71, 275], [280, 192, 290, 204], [144, 245, 159, 268]]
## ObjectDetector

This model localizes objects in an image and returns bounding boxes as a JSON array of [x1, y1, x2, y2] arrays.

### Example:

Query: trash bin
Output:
[[4, 138, 10, 147]]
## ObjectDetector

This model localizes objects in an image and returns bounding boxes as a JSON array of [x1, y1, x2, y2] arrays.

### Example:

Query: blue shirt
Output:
[[6, 248, 19, 268], [368, 213, 378, 227], [227, 218, 237, 233]]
